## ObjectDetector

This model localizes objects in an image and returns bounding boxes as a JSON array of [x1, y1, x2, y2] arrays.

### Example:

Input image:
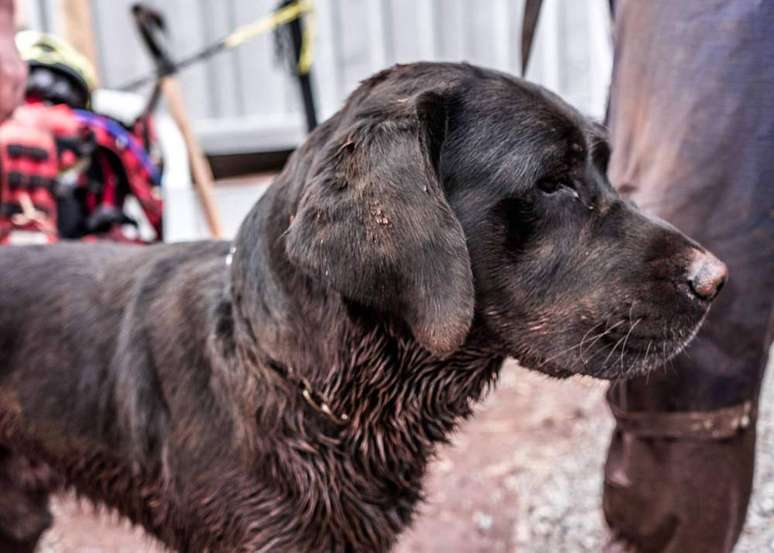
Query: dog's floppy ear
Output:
[[285, 90, 474, 355]]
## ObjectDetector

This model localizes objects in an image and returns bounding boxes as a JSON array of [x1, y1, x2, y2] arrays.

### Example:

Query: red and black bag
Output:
[[0, 103, 92, 245], [0, 102, 164, 245]]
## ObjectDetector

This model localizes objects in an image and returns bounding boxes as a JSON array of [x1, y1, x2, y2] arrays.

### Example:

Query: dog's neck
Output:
[[215, 176, 505, 549], [226, 182, 503, 447]]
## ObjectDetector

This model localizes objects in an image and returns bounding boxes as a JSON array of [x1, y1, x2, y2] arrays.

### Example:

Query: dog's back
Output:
[[0, 240, 230, 463], [0, 240, 240, 547], [0, 243, 139, 426]]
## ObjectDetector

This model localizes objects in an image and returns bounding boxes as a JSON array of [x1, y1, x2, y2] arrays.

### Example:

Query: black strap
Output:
[[521, 0, 616, 76], [521, 0, 544, 76], [607, 387, 756, 440], [0, 203, 52, 217]]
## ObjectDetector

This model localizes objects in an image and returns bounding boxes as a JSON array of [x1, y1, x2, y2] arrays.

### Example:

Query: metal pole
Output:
[[280, 0, 317, 132]]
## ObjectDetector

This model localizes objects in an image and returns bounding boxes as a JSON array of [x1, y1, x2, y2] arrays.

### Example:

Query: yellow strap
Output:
[[223, 0, 313, 49], [297, 5, 316, 75]]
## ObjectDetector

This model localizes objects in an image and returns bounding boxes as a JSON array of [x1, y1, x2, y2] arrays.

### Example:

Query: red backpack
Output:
[[0, 103, 91, 244], [0, 102, 164, 245]]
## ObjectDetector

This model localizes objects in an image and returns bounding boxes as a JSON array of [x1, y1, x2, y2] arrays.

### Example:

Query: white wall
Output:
[[21, 0, 613, 155], [19, 0, 613, 241]]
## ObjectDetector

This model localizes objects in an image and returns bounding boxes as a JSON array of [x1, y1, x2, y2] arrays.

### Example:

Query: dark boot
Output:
[[602, 394, 756, 553]]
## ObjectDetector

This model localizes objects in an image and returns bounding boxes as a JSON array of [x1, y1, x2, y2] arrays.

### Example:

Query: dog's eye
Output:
[[537, 178, 573, 195]]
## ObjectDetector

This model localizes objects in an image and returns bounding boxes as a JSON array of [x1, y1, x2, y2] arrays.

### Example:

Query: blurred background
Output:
[[17, 0, 612, 240]]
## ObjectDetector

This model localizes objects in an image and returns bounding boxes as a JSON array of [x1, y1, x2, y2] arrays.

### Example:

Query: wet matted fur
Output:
[[0, 63, 724, 552]]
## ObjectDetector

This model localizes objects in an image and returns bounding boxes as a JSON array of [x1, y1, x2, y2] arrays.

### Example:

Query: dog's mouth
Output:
[[520, 309, 709, 380], [589, 315, 705, 379]]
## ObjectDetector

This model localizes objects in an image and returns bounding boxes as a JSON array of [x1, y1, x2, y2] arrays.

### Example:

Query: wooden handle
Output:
[[161, 78, 224, 239], [57, 0, 100, 84]]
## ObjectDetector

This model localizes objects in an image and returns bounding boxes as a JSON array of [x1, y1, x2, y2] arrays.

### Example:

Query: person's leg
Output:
[[602, 1, 774, 551]]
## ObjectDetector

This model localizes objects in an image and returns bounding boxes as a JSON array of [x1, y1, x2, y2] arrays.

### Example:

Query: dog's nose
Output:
[[688, 251, 728, 301]]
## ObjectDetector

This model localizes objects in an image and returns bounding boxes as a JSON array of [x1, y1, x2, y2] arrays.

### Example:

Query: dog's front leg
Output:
[[0, 446, 55, 553]]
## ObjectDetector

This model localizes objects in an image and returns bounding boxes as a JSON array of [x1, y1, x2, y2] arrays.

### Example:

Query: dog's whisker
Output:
[[642, 339, 653, 372], [600, 330, 629, 374], [618, 318, 642, 372], [580, 319, 627, 363], [577, 321, 605, 362], [536, 319, 625, 369]]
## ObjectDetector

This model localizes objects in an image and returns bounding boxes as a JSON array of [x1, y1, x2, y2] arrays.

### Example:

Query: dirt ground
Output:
[[39, 358, 774, 553]]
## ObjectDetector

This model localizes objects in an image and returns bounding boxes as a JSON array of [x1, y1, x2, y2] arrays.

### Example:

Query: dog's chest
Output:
[[202, 433, 428, 552]]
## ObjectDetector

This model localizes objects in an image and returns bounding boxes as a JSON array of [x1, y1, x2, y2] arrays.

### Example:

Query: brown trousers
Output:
[[603, 1, 774, 552]]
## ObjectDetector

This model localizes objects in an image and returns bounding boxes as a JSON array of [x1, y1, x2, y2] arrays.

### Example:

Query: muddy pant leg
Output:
[[602, 1, 774, 551]]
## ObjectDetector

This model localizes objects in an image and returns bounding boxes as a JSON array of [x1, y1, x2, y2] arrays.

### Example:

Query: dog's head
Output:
[[284, 63, 726, 379]]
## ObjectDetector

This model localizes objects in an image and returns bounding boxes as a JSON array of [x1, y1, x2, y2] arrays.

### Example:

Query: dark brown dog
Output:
[[0, 63, 726, 552]]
